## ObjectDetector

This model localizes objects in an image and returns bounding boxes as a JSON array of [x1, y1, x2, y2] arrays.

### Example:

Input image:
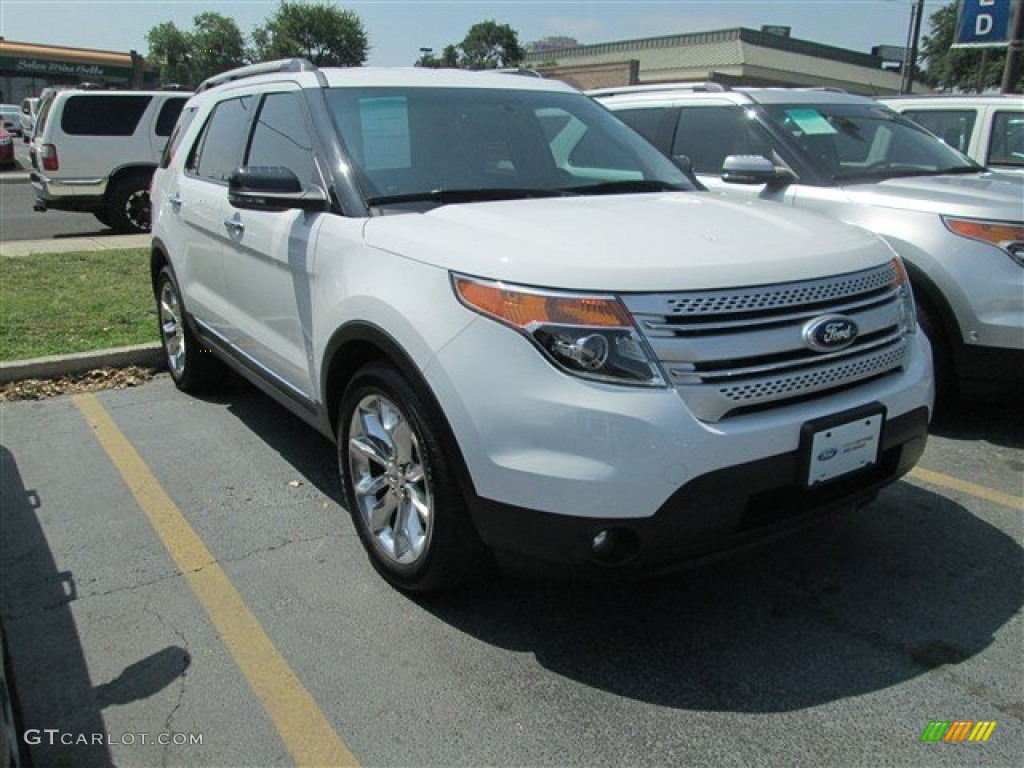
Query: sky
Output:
[[0, 0, 949, 66]]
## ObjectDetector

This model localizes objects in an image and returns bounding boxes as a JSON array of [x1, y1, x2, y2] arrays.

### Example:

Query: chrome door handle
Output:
[[168, 192, 183, 211], [223, 218, 244, 235]]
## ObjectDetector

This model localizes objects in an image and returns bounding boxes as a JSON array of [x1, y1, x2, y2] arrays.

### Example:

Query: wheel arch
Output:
[[321, 321, 479, 497]]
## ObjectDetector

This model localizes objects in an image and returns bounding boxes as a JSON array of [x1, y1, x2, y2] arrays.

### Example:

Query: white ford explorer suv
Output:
[[151, 60, 932, 592]]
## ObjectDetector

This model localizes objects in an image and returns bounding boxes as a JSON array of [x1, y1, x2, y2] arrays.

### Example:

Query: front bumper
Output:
[[473, 406, 929, 577]]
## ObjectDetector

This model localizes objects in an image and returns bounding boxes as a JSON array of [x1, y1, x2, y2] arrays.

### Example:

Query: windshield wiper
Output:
[[560, 179, 689, 196], [837, 165, 984, 183], [366, 188, 573, 206]]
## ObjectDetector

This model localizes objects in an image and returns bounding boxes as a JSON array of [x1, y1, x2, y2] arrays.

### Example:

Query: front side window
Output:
[[326, 87, 692, 205], [246, 92, 317, 188], [900, 109, 977, 154], [761, 102, 979, 182], [187, 96, 254, 182], [61, 95, 152, 136], [671, 105, 774, 174], [987, 110, 1024, 168]]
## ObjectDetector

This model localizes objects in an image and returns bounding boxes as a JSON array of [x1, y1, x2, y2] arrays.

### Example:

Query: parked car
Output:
[[151, 60, 932, 592], [881, 94, 1024, 174], [0, 128, 14, 168], [29, 88, 191, 232], [594, 84, 1023, 400], [18, 97, 39, 141], [0, 105, 20, 137]]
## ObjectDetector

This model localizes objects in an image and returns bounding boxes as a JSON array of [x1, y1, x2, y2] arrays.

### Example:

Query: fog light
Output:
[[592, 529, 615, 557], [590, 527, 641, 565]]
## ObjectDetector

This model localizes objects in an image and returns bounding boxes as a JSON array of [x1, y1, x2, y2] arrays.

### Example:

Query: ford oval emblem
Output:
[[802, 315, 859, 353], [818, 447, 839, 462]]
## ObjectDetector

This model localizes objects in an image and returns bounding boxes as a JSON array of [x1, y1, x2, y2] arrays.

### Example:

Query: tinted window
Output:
[[189, 96, 254, 182], [615, 107, 673, 148], [987, 110, 1024, 168], [246, 92, 317, 187], [901, 109, 976, 153], [160, 106, 198, 169], [155, 97, 189, 137], [61, 95, 152, 136], [672, 106, 773, 173]]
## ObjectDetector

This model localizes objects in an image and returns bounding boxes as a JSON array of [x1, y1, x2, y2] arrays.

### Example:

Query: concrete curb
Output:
[[0, 343, 165, 384], [1, 233, 150, 257]]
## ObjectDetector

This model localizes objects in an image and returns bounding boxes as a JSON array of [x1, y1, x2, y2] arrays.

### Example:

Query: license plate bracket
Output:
[[800, 404, 885, 487]]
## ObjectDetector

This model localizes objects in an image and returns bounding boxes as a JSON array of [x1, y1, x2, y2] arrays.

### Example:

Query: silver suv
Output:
[[151, 61, 931, 591], [594, 85, 1024, 399]]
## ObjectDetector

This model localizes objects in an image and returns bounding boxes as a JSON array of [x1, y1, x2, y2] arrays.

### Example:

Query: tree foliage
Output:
[[921, 1, 1019, 92], [250, 1, 368, 67], [414, 19, 523, 69], [146, 13, 245, 87]]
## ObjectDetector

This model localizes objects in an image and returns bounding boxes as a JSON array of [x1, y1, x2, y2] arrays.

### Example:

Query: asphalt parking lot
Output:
[[1, 375, 1021, 767]]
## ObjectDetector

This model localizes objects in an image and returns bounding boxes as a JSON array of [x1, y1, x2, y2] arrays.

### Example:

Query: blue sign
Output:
[[954, 0, 1013, 47]]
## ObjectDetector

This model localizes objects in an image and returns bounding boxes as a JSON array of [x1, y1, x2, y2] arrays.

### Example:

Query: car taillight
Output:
[[41, 143, 58, 171]]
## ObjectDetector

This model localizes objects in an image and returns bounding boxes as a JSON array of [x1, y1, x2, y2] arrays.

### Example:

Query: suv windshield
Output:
[[325, 86, 693, 205], [760, 102, 981, 183]]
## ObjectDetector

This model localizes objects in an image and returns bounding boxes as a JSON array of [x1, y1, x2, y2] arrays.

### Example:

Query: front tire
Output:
[[338, 361, 486, 592], [155, 265, 217, 391]]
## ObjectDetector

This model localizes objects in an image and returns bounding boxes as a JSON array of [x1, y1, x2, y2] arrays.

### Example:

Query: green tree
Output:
[[921, 1, 1018, 92], [146, 21, 192, 86], [415, 45, 459, 68], [251, 1, 368, 67], [190, 12, 247, 83], [146, 13, 246, 87], [458, 20, 523, 69]]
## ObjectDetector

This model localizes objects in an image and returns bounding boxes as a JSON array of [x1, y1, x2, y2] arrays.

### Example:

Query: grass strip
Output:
[[1, 248, 155, 361]]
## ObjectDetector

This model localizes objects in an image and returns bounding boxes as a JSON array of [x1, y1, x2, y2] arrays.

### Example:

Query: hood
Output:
[[841, 172, 1024, 221], [363, 192, 893, 292]]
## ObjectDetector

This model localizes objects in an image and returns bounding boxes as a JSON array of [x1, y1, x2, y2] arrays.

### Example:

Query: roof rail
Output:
[[586, 82, 727, 97], [493, 67, 546, 78], [197, 58, 320, 93]]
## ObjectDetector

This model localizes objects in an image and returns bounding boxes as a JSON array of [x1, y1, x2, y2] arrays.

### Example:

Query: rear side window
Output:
[[160, 106, 198, 169], [987, 111, 1024, 168], [901, 109, 976, 154], [61, 95, 152, 136], [615, 107, 674, 149], [187, 96, 254, 182], [155, 97, 189, 137]]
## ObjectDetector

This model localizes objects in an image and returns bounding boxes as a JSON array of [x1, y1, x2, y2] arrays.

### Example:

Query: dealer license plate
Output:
[[802, 406, 884, 487]]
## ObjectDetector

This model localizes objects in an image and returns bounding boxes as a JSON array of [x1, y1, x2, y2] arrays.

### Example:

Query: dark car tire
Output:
[[106, 172, 153, 234], [916, 295, 958, 407], [93, 209, 112, 228], [155, 265, 218, 392], [338, 361, 487, 593]]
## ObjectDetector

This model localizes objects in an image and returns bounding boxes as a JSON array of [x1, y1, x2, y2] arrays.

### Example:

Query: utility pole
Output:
[[1001, 0, 1024, 93], [900, 0, 926, 94]]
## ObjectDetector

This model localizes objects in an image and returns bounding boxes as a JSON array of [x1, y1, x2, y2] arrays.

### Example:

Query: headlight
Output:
[[943, 216, 1024, 266], [890, 257, 917, 335], [452, 274, 666, 387]]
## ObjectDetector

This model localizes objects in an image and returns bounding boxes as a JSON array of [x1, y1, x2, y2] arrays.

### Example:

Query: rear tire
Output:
[[106, 172, 153, 233], [338, 361, 486, 592], [155, 265, 218, 391], [93, 209, 112, 228]]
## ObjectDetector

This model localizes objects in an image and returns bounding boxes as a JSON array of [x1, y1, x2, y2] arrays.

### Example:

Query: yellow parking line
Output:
[[73, 393, 358, 768], [909, 467, 1023, 512]]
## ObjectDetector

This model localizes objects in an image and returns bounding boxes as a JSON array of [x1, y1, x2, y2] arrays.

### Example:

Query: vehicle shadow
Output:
[[0, 445, 188, 766], [417, 479, 1023, 712], [929, 399, 1023, 450], [213, 382, 1023, 713]]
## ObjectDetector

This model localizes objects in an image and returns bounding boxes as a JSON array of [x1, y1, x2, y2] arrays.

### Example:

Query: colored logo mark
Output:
[[921, 721, 997, 742]]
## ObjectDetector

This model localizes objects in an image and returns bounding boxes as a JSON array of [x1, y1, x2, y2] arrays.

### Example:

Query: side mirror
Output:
[[228, 166, 327, 212], [721, 154, 794, 187]]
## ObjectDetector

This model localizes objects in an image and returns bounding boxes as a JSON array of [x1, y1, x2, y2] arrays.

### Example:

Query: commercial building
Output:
[[0, 39, 158, 103], [524, 27, 927, 95]]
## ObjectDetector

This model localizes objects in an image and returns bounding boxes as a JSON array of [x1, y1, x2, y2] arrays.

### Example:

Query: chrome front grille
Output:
[[623, 263, 911, 422]]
